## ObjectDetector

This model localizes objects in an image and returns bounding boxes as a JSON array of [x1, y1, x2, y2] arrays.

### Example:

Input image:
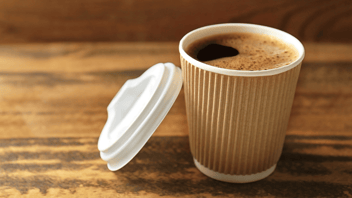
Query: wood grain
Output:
[[0, 0, 351, 43], [0, 42, 352, 197], [0, 42, 351, 138], [1, 136, 352, 197]]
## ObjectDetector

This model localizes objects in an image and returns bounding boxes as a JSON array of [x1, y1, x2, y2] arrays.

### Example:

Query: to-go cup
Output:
[[179, 24, 305, 183]]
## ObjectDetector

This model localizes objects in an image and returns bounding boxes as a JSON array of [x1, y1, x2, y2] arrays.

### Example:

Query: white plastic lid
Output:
[[98, 63, 183, 171]]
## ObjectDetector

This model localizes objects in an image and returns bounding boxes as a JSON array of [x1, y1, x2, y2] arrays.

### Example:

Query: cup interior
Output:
[[179, 23, 305, 77]]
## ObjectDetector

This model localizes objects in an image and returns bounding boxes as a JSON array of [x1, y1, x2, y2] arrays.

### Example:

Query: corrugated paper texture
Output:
[[181, 56, 301, 175]]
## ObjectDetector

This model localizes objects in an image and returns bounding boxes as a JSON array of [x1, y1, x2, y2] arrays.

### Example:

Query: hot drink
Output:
[[185, 32, 298, 70], [179, 24, 304, 183]]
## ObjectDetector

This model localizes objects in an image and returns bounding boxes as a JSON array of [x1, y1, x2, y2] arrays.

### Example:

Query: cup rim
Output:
[[179, 23, 305, 77]]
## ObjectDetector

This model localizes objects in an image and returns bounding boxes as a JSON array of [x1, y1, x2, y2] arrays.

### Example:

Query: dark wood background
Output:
[[0, 0, 351, 43], [1, 1, 352, 197]]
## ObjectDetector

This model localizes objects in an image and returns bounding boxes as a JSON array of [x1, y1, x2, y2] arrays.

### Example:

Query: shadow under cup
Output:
[[179, 24, 305, 183]]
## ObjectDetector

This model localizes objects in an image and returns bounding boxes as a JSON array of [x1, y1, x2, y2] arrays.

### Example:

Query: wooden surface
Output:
[[0, 42, 352, 197], [0, 0, 352, 43]]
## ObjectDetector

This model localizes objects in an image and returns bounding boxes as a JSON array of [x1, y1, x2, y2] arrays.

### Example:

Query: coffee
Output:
[[186, 32, 298, 70], [180, 24, 304, 183]]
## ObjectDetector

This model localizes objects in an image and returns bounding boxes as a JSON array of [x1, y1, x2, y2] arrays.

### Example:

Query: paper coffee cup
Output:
[[179, 24, 305, 183]]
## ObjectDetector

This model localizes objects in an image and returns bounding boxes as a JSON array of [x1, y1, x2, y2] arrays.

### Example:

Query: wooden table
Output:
[[0, 42, 351, 197]]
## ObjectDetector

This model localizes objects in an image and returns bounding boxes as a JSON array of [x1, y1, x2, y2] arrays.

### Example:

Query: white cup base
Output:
[[194, 158, 276, 183]]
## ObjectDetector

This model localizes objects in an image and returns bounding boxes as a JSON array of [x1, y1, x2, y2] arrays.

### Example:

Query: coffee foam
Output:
[[186, 32, 299, 71]]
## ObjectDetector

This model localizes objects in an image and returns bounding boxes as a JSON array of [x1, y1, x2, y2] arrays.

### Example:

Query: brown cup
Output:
[[179, 24, 305, 183]]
